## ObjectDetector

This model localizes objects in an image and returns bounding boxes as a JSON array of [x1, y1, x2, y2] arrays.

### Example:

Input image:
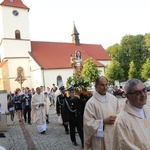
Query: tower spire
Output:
[[71, 22, 80, 45]]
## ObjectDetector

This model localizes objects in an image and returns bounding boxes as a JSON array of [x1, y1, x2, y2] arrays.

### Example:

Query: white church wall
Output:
[[0, 91, 7, 114], [41, 69, 73, 89], [98, 60, 111, 75], [1, 40, 31, 59], [98, 60, 111, 67], [29, 56, 43, 89], [1, 7, 30, 39], [30, 69, 43, 89], [29, 56, 41, 71], [7, 59, 31, 92], [98, 67, 105, 76], [0, 43, 4, 61], [0, 6, 3, 41]]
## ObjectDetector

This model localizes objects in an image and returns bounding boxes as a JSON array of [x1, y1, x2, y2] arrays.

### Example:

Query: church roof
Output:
[[0, 60, 7, 67], [0, 0, 29, 10], [30, 41, 111, 69]]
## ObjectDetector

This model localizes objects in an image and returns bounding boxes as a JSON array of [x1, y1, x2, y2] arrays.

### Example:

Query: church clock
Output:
[[12, 10, 19, 16]]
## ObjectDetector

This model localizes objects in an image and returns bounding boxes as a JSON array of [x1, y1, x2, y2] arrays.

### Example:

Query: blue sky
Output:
[[1, 0, 150, 49]]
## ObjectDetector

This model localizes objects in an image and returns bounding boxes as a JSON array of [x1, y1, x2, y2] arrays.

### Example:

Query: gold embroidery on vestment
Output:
[[143, 119, 150, 128]]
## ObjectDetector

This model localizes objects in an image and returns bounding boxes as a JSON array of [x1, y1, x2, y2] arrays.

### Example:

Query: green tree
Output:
[[128, 61, 137, 78], [141, 58, 150, 80], [106, 43, 121, 60], [115, 34, 149, 80], [106, 33, 150, 82], [82, 58, 101, 83], [105, 59, 124, 84], [145, 33, 150, 52]]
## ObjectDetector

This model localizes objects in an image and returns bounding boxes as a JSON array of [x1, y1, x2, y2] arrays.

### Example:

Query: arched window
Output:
[[15, 67, 26, 86], [10, 0, 14, 2], [57, 76, 63, 87], [15, 30, 21, 39], [17, 67, 24, 77]]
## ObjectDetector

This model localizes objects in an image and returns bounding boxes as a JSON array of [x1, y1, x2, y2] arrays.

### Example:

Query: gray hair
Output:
[[95, 76, 108, 87], [124, 78, 142, 94]]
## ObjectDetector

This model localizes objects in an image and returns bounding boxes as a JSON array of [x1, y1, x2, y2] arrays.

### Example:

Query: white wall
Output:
[[1, 7, 30, 39], [43, 69, 73, 88], [0, 91, 7, 114], [1, 40, 31, 60], [8, 58, 31, 92], [99, 60, 111, 67], [29, 57, 107, 90]]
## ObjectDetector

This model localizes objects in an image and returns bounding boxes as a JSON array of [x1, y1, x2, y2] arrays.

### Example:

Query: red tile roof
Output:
[[0, 60, 7, 67], [30, 41, 111, 69], [0, 0, 29, 10]]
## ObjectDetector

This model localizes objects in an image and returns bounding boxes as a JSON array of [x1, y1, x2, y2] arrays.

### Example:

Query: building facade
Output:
[[0, 0, 111, 92]]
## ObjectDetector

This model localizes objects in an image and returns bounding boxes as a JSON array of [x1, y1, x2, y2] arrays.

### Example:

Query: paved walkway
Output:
[[0, 92, 149, 150], [0, 107, 82, 150]]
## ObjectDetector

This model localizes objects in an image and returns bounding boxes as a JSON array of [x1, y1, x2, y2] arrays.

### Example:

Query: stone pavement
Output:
[[0, 106, 82, 150], [0, 92, 149, 150]]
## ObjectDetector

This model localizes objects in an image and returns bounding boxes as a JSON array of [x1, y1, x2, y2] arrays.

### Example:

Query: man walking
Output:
[[22, 88, 32, 125], [113, 78, 150, 150], [56, 86, 69, 134], [63, 87, 84, 149], [31, 87, 47, 134], [83, 76, 120, 150]]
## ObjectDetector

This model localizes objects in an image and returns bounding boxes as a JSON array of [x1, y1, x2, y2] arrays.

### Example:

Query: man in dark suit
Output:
[[22, 88, 32, 125], [63, 87, 84, 149], [56, 86, 69, 134]]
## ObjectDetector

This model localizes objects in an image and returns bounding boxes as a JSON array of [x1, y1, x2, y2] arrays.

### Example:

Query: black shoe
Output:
[[11, 117, 14, 121], [40, 131, 46, 134], [65, 131, 69, 134], [0, 133, 6, 138], [72, 142, 78, 146], [28, 123, 31, 125]]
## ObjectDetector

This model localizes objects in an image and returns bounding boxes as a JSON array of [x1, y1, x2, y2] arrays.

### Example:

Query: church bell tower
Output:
[[0, 0, 32, 91]]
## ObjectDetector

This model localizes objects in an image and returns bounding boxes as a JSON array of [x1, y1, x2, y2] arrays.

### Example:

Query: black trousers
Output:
[[63, 123, 69, 132], [69, 119, 83, 146], [61, 112, 69, 132], [23, 105, 31, 123]]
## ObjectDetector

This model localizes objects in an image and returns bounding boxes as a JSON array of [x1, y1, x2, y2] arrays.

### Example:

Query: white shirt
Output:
[[128, 102, 146, 119]]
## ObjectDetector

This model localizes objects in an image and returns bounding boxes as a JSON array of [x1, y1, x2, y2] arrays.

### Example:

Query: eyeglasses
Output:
[[128, 87, 147, 96]]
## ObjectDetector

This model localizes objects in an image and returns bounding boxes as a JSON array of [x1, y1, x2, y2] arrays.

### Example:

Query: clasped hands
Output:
[[64, 122, 69, 125], [39, 103, 44, 107], [103, 115, 117, 124]]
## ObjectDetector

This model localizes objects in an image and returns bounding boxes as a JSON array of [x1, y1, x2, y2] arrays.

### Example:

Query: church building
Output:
[[0, 0, 111, 92]]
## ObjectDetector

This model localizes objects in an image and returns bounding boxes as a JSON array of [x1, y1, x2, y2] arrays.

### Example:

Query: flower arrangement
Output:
[[66, 76, 91, 91]]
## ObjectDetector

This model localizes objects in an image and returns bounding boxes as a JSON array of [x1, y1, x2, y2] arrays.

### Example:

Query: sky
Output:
[[1, 0, 150, 49]]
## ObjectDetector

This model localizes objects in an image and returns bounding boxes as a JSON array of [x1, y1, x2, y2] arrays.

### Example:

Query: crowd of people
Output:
[[5, 84, 58, 133], [1, 77, 149, 150]]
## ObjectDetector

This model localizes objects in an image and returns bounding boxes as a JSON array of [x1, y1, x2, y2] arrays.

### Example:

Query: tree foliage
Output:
[[105, 59, 124, 84], [145, 33, 150, 52], [128, 61, 137, 79], [82, 58, 101, 83], [141, 58, 150, 80], [106, 34, 150, 82], [106, 43, 121, 60]]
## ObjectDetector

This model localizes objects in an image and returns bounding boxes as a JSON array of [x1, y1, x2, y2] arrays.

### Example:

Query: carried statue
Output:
[[70, 50, 83, 78]]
